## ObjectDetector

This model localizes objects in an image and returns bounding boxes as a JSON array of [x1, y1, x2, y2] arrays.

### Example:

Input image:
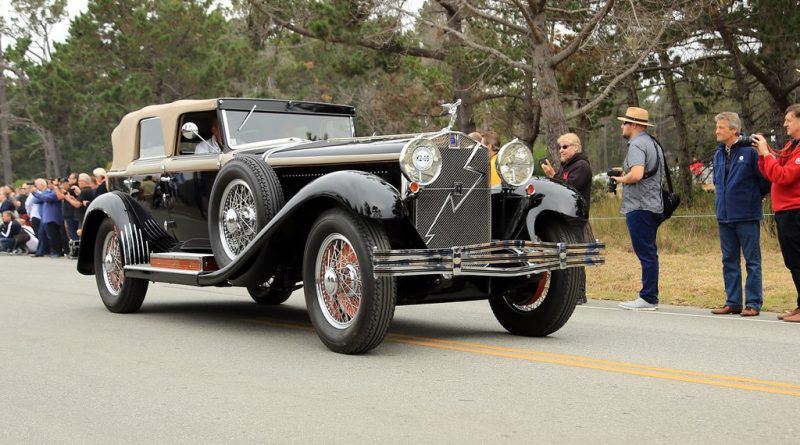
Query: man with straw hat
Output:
[[613, 106, 665, 311]]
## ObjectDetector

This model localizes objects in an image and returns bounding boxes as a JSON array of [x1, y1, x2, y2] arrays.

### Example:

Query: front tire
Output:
[[302, 209, 396, 354], [93, 219, 148, 313], [489, 222, 583, 336]]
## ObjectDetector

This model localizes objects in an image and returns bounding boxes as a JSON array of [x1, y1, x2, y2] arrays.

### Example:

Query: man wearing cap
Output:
[[614, 107, 664, 311], [93, 168, 108, 197]]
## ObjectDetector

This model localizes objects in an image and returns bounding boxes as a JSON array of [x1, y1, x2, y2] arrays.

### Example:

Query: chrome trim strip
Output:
[[124, 265, 203, 275], [373, 240, 605, 277]]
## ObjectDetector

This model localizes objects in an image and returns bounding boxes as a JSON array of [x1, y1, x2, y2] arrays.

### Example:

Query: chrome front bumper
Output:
[[373, 240, 605, 277]]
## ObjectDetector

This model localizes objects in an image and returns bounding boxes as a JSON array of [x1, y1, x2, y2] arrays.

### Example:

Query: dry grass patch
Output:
[[587, 193, 796, 312]]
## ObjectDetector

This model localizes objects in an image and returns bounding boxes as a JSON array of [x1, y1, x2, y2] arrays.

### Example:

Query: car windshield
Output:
[[222, 110, 353, 148]]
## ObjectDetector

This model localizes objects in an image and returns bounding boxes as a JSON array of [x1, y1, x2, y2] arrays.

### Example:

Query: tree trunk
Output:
[[520, 70, 538, 148], [43, 131, 63, 178], [0, 36, 14, 185], [531, 15, 568, 161], [709, 5, 753, 129], [625, 73, 640, 108], [442, 2, 475, 133], [658, 51, 692, 203]]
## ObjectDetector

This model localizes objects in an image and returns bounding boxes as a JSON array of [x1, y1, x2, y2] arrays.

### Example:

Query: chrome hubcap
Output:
[[323, 268, 338, 294], [219, 179, 257, 259], [101, 228, 124, 296], [315, 234, 362, 329]]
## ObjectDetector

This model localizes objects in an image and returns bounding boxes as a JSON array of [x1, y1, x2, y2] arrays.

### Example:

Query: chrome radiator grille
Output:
[[412, 132, 491, 248]]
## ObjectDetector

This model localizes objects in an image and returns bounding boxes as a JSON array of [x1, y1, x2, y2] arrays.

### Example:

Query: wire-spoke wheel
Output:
[[489, 223, 582, 337], [303, 209, 395, 354], [93, 218, 148, 313], [315, 234, 362, 329], [209, 156, 284, 268], [219, 179, 258, 258]]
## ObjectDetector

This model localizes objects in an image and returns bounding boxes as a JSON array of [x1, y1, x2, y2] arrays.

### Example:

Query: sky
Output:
[[51, 0, 89, 43]]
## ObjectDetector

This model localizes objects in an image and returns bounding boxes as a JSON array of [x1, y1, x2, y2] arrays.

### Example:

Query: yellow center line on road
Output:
[[242, 318, 800, 397]]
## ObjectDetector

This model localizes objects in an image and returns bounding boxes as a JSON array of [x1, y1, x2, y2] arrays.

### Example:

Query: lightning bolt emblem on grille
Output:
[[424, 145, 486, 244]]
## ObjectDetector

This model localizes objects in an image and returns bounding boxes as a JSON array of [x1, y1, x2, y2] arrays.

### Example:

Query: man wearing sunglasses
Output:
[[541, 133, 592, 215], [614, 106, 664, 311]]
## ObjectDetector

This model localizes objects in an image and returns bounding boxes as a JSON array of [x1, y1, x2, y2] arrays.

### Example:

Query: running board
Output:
[[125, 252, 219, 286]]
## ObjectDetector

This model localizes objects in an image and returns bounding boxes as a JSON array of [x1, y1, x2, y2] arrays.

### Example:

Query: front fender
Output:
[[523, 177, 588, 240], [198, 170, 407, 286], [77, 191, 175, 275], [289, 170, 408, 220]]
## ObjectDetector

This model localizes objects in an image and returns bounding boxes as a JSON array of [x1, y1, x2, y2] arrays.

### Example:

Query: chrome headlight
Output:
[[497, 139, 534, 186], [399, 137, 442, 185]]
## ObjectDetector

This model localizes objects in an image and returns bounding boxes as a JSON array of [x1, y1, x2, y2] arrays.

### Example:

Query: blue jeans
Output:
[[0, 238, 13, 252], [65, 218, 79, 241], [719, 221, 762, 310], [34, 221, 50, 256], [626, 210, 663, 304]]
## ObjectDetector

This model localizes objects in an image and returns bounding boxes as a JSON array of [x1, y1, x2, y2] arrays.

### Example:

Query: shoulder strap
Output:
[[642, 135, 675, 193]]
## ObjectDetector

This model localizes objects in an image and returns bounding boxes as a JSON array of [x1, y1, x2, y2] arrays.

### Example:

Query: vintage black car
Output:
[[77, 98, 604, 354]]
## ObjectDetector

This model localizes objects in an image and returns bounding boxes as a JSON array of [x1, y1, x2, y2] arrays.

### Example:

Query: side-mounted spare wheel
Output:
[[94, 218, 149, 313], [208, 155, 284, 268], [303, 209, 396, 354], [489, 222, 584, 337]]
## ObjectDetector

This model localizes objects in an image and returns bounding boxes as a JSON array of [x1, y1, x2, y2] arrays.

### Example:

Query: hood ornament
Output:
[[441, 99, 462, 132]]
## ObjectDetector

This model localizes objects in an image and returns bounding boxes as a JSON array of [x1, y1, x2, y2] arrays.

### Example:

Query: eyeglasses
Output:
[[559, 144, 574, 150]]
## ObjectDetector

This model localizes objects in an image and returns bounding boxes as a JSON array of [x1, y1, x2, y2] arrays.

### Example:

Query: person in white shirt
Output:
[[195, 118, 223, 154]]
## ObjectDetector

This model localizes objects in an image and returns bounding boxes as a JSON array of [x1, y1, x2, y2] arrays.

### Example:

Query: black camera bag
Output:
[[643, 136, 680, 221]]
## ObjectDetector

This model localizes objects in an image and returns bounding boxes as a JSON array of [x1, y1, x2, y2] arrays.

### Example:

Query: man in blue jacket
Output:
[[31, 178, 64, 258], [711, 112, 771, 316]]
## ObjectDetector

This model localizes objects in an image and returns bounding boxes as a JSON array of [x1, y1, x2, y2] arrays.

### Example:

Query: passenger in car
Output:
[[195, 117, 222, 154], [481, 130, 502, 187]]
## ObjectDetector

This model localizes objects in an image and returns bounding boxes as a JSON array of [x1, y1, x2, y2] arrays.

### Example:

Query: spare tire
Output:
[[208, 155, 284, 267]]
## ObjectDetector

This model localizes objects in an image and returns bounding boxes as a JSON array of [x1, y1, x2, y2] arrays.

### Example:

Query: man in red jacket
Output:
[[753, 104, 800, 322]]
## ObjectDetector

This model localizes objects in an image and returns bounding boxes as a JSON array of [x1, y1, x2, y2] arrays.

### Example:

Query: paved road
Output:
[[1, 255, 798, 444]]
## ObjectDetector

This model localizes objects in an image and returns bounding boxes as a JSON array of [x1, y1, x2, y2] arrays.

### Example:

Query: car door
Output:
[[161, 153, 220, 243]]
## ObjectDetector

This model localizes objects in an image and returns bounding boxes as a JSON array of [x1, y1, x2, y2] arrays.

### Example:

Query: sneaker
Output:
[[619, 298, 658, 311]]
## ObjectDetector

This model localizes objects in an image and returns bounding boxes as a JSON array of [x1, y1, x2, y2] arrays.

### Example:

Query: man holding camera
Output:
[[710, 112, 770, 317], [542, 133, 592, 215], [753, 104, 800, 322], [612, 107, 664, 311]]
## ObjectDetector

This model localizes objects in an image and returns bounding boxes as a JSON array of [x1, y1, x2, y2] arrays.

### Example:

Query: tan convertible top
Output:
[[110, 99, 218, 171]]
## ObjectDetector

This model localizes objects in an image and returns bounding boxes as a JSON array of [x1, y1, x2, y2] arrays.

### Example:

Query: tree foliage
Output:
[[0, 0, 797, 205]]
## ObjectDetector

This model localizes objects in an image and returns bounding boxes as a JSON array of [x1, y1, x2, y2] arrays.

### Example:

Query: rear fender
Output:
[[77, 192, 176, 275]]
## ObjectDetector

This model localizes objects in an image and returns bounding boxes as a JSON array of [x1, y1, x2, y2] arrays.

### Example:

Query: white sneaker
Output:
[[618, 298, 658, 311]]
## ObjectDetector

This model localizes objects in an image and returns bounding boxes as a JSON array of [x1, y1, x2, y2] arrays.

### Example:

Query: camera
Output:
[[606, 169, 622, 195], [737, 133, 756, 144]]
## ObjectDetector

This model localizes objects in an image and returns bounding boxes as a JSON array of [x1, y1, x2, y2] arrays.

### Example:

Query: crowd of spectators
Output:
[[0, 168, 108, 257]]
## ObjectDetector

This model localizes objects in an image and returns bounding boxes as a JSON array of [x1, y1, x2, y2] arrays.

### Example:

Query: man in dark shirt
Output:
[[62, 173, 79, 241], [63, 173, 96, 236], [93, 168, 108, 196], [541, 132, 593, 214], [0, 210, 21, 252]]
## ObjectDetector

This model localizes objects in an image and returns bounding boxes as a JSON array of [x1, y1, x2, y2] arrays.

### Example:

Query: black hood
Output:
[[563, 151, 589, 167]]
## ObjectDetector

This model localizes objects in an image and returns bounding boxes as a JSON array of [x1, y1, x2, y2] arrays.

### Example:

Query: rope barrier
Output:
[[589, 213, 776, 221]]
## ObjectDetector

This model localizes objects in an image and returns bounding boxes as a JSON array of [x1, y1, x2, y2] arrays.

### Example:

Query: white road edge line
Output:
[[578, 304, 793, 324]]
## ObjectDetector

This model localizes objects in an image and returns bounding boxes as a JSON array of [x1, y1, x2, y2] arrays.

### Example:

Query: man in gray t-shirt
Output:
[[612, 107, 664, 311]]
